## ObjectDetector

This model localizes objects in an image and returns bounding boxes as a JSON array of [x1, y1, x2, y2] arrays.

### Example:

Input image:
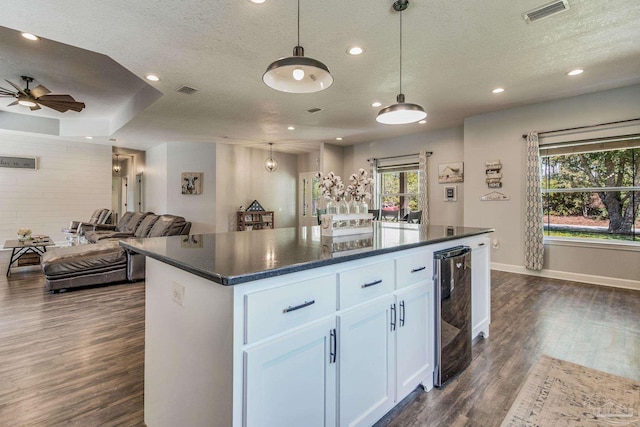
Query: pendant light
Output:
[[262, 0, 333, 93], [113, 154, 121, 173], [376, 0, 427, 125], [265, 143, 278, 172]]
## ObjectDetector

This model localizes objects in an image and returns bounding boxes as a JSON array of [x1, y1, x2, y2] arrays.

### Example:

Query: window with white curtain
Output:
[[376, 157, 420, 222], [540, 134, 640, 242]]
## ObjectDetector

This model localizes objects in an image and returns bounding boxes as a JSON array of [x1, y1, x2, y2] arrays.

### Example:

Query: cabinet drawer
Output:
[[338, 260, 395, 309], [245, 274, 336, 344], [396, 251, 432, 289]]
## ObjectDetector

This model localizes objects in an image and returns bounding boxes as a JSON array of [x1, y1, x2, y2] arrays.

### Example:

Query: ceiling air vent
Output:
[[176, 85, 199, 95], [523, 0, 569, 23], [307, 107, 322, 113]]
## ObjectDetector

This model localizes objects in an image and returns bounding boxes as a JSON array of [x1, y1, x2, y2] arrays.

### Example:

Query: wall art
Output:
[[438, 162, 464, 183], [181, 172, 203, 195]]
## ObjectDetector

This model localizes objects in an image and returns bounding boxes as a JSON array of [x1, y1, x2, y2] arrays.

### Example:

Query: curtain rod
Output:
[[521, 117, 640, 139], [367, 152, 432, 162]]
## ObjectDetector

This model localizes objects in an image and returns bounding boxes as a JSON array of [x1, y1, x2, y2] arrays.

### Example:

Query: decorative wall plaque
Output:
[[0, 156, 37, 170]]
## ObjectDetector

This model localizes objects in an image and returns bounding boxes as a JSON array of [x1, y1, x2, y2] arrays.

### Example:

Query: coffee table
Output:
[[4, 236, 54, 276]]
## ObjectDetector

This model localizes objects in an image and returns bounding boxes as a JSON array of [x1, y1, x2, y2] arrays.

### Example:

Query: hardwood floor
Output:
[[1, 254, 639, 427]]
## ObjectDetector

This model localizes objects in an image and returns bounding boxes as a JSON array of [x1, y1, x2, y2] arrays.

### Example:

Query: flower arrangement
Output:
[[346, 168, 373, 202], [316, 171, 346, 202], [17, 228, 32, 240]]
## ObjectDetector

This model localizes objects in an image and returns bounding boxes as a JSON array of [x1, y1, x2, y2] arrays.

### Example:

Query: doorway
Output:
[[298, 172, 321, 227]]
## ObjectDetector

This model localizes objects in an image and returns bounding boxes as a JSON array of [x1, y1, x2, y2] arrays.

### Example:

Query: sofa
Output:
[[61, 208, 113, 237], [42, 212, 191, 292]]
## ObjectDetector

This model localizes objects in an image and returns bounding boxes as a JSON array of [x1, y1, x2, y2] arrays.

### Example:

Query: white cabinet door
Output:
[[471, 238, 491, 338], [395, 284, 433, 398], [338, 295, 395, 427], [244, 318, 336, 427]]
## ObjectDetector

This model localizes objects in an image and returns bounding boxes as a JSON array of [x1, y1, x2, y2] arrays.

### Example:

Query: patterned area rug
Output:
[[501, 355, 640, 427]]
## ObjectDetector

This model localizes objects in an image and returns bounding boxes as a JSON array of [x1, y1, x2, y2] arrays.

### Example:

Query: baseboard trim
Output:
[[491, 262, 640, 291]]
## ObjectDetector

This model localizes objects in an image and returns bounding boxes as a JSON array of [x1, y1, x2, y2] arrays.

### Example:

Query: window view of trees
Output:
[[379, 170, 419, 221], [541, 147, 639, 241]]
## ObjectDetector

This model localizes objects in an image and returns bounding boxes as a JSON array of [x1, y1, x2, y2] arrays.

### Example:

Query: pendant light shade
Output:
[[377, 1, 427, 125], [263, 0, 333, 93], [376, 93, 426, 124], [265, 143, 278, 172]]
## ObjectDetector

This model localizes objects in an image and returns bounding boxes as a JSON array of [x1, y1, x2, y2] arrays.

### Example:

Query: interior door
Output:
[[298, 172, 321, 227]]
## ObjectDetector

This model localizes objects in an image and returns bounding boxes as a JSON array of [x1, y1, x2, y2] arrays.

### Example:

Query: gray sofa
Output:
[[42, 212, 191, 292]]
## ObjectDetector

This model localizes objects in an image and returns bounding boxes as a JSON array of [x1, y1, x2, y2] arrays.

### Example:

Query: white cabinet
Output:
[[395, 284, 433, 397], [244, 317, 337, 427], [337, 295, 395, 427], [470, 237, 491, 338]]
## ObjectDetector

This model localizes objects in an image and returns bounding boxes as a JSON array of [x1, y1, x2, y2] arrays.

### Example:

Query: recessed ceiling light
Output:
[[371, 102, 382, 107], [85, 136, 93, 140], [567, 69, 584, 76], [145, 74, 160, 82], [21, 33, 39, 41], [418, 120, 427, 124], [249, 0, 266, 3], [336, 137, 343, 141], [287, 126, 295, 130], [492, 88, 505, 94], [347, 46, 364, 56]]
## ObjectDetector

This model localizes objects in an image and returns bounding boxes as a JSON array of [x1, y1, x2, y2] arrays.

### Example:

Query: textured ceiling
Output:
[[0, 0, 639, 154]]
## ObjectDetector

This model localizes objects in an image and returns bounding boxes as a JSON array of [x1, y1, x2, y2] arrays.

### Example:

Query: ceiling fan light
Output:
[[263, 55, 333, 93], [18, 98, 37, 108]]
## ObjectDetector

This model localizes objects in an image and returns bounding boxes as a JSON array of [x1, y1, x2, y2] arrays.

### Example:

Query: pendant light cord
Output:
[[297, 0, 300, 46], [399, 10, 403, 94]]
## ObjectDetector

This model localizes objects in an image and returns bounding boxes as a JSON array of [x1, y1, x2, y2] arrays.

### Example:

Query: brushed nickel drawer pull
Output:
[[411, 266, 426, 273], [361, 279, 383, 288], [283, 300, 315, 313]]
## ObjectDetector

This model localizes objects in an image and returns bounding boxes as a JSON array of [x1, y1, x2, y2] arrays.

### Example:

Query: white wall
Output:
[[0, 133, 111, 245], [144, 143, 168, 215], [344, 126, 465, 226], [464, 84, 640, 286], [321, 143, 344, 178], [216, 144, 298, 232], [297, 151, 320, 174], [167, 142, 217, 234]]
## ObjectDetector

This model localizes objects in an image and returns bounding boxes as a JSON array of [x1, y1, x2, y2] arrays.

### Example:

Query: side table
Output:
[[3, 237, 55, 276]]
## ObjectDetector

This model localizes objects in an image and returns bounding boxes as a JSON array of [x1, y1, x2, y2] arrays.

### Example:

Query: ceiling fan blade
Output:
[[5, 80, 27, 96], [37, 99, 85, 113], [30, 85, 51, 98], [7, 100, 19, 106], [29, 104, 42, 111], [38, 94, 77, 102], [0, 86, 17, 96]]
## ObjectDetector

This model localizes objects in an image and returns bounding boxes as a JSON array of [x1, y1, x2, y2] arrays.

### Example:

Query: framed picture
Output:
[[181, 172, 203, 195], [444, 185, 457, 202], [438, 162, 464, 183], [181, 235, 203, 248]]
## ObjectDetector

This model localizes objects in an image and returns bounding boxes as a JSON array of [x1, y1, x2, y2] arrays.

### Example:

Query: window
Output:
[[378, 168, 419, 221], [540, 135, 640, 242]]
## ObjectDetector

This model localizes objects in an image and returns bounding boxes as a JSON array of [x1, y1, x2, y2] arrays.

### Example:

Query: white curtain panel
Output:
[[524, 131, 544, 270], [419, 151, 429, 225], [369, 159, 377, 208]]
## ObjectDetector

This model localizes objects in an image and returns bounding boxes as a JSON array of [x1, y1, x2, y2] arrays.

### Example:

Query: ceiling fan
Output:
[[0, 75, 85, 113]]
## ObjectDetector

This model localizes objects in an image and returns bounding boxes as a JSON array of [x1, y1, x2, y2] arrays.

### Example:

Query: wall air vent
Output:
[[307, 107, 322, 113], [176, 85, 199, 95], [523, 0, 569, 23]]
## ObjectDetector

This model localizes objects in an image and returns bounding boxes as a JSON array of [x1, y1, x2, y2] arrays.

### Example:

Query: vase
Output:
[[326, 200, 337, 215]]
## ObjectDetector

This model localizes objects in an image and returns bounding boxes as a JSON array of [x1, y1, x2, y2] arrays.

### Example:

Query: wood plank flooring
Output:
[[1, 252, 639, 427]]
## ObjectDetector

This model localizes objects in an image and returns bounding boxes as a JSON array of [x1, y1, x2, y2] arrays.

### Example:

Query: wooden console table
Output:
[[4, 237, 54, 276]]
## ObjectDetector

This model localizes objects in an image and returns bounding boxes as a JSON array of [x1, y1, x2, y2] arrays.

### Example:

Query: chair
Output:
[[407, 210, 422, 224], [368, 209, 380, 220], [316, 209, 327, 225], [381, 209, 399, 221]]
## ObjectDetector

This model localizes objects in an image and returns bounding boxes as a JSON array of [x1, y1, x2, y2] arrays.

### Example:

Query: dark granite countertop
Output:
[[120, 223, 493, 285]]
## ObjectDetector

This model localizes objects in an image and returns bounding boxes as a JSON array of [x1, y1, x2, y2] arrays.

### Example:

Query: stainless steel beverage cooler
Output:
[[434, 246, 472, 387]]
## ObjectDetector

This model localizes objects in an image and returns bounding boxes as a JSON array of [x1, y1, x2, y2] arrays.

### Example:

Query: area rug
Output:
[[501, 355, 640, 427]]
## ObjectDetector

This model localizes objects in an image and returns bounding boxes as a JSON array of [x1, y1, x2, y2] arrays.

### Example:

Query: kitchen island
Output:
[[121, 223, 493, 427]]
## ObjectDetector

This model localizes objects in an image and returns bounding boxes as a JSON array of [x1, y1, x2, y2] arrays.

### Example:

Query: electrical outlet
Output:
[[171, 281, 185, 306]]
